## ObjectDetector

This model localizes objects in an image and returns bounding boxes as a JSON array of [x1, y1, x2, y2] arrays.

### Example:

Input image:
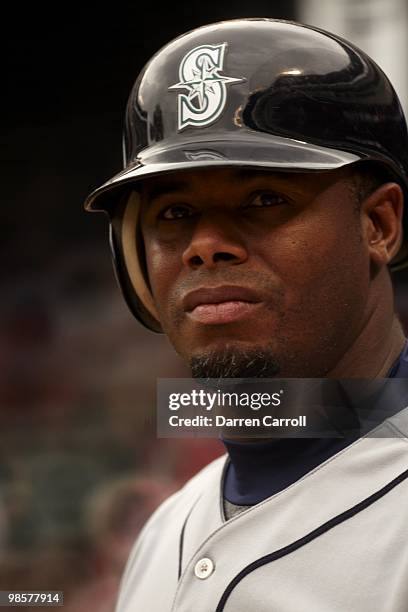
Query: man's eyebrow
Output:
[[143, 169, 297, 202]]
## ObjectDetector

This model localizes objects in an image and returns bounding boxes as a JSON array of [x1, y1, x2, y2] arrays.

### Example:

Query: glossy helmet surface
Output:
[[84, 18, 408, 332]]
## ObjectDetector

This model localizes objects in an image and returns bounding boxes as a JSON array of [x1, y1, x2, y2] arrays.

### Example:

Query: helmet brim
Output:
[[84, 131, 362, 212]]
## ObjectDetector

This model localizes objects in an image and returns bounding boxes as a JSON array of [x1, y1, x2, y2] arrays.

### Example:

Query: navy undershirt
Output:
[[222, 341, 408, 505]]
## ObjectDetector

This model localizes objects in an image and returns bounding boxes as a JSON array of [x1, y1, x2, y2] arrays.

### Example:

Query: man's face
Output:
[[140, 167, 370, 377]]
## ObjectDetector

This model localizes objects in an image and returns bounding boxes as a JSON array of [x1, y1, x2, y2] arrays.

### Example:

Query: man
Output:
[[85, 19, 408, 612]]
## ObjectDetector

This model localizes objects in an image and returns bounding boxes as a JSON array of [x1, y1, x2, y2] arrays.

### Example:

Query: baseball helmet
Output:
[[84, 18, 408, 332]]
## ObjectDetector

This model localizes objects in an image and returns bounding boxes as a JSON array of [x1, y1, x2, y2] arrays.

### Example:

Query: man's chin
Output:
[[189, 345, 281, 379]]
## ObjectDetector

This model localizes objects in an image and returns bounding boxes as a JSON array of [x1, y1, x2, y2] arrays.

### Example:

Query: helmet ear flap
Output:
[[110, 191, 163, 332]]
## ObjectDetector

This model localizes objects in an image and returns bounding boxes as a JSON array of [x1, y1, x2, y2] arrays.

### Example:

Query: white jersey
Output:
[[116, 407, 408, 612]]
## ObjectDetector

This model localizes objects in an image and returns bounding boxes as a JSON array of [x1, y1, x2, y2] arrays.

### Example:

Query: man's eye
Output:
[[247, 192, 286, 207], [159, 204, 194, 220]]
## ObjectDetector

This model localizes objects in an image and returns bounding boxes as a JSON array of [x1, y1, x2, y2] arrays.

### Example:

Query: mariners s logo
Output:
[[169, 43, 244, 131]]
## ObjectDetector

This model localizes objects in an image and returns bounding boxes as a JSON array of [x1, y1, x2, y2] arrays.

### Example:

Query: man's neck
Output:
[[327, 315, 405, 379]]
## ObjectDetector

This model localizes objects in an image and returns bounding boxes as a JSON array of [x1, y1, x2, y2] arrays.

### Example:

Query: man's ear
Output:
[[361, 182, 404, 266]]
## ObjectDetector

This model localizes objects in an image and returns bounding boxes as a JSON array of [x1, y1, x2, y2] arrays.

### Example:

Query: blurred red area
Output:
[[0, 251, 224, 611]]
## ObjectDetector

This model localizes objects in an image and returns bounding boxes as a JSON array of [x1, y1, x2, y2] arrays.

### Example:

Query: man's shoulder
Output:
[[179, 452, 228, 493], [385, 404, 408, 436], [161, 452, 227, 516], [139, 453, 227, 535], [118, 453, 227, 595]]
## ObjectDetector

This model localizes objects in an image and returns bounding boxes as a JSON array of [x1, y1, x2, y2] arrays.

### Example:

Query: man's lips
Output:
[[182, 285, 262, 311], [182, 285, 263, 325]]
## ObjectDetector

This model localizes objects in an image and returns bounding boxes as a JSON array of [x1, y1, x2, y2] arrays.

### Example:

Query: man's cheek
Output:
[[147, 244, 177, 298], [147, 265, 183, 331], [274, 221, 357, 284]]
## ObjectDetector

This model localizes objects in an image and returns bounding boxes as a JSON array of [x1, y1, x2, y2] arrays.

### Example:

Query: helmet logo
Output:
[[169, 43, 244, 131]]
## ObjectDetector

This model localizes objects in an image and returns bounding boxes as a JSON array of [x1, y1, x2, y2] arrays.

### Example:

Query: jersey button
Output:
[[194, 557, 214, 579]]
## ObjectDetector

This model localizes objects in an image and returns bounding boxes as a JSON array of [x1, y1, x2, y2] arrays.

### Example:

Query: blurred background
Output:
[[2, 0, 408, 609]]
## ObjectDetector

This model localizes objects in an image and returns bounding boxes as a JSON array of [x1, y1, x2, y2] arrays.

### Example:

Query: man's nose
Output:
[[181, 211, 248, 269]]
